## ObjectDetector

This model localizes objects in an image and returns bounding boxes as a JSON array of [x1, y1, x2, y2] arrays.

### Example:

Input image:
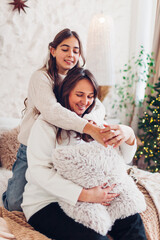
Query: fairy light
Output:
[[135, 80, 160, 173]]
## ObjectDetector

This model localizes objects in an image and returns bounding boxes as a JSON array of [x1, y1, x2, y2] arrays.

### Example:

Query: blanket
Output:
[[0, 216, 15, 240], [128, 166, 160, 240], [128, 166, 160, 221], [0, 207, 51, 240], [53, 142, 146, 235], [137, 184, 160, 240]]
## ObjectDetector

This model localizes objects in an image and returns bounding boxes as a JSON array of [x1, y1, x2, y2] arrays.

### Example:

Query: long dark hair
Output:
[[23, 28, 85, 115], [54, 67, 99, 143]]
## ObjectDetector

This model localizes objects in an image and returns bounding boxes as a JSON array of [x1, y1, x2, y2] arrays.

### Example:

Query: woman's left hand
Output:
[[100, 124, 135, 148]]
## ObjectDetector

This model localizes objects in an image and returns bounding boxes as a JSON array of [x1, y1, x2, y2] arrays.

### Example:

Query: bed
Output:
[[0, 117, 159, 240]]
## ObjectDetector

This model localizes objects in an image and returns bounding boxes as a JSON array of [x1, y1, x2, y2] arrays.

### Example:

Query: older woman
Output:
[[22, 68, 147, 240]]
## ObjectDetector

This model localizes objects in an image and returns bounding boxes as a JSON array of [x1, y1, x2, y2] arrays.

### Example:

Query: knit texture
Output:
[[18, 70, 104, 145], [137, 184, 160, 240], [53, 142, 146, 235], [0, 207, 51, 240]]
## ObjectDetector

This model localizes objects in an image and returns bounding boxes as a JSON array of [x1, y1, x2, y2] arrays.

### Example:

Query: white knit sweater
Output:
[[18, 70, 105, 145]]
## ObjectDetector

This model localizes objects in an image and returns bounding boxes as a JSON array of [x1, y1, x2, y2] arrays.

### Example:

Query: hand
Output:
[[78, 183, 119, 206], [100, 124, 136, 148], [83, 122, 106, 147]]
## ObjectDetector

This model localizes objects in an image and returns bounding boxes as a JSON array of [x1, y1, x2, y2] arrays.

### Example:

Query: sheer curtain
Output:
[[151, 0, 160, 84], [128, 0, 157, 133], [143, 0, 160, 108]]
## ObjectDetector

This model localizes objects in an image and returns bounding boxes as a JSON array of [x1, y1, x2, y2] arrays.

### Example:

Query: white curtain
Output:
[[128, 0, 157, 133], [144, 0, 160, 101], [151, 0, 160, 84]]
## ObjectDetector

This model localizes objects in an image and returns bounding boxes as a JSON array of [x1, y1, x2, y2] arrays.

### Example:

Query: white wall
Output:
[[0, 0, 132, 118]]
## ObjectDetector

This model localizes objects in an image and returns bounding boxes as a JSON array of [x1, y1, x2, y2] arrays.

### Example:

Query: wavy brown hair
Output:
[[23, 28, 85, 114], [54, 67, 99, 143]]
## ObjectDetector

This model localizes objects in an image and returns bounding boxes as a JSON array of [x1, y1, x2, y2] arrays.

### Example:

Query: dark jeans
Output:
[[28, 203, 147, 240], [2, 144, 27, 211]]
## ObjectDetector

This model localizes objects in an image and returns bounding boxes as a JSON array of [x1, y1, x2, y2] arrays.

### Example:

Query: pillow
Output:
[[0, 127, 20, 170]]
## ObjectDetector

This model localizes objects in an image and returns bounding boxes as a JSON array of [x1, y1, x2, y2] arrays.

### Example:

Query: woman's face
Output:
[[50, 36, 80, 75], [69, 79, 95, 116]]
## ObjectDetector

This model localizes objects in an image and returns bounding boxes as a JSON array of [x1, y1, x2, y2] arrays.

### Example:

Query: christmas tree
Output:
[[135, 78, 160, 172]]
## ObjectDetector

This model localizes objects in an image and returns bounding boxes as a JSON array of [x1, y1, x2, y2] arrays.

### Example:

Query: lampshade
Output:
[[86, 14, 115, 86]]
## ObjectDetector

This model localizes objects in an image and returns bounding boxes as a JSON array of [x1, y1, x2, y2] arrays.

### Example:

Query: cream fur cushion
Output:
[[0, 127, 20, 170], [53, 142, 146, 236]]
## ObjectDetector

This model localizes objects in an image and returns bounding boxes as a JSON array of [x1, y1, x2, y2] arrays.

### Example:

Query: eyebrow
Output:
[[60, 44, 79, 49]]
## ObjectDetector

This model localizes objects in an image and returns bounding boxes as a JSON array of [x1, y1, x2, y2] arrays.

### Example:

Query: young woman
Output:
[[22, 68, 147, 240], [2, 28, 106, 211]]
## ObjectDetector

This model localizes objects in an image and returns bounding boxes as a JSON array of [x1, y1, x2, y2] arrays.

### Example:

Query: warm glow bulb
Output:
[[98, 17, 105, 23]]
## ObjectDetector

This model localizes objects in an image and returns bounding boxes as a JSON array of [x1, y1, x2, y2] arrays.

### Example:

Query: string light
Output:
[[134, 80, 160, 173]]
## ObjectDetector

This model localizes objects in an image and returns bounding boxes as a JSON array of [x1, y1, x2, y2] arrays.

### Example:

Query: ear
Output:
[[50, 47, 56, 57]]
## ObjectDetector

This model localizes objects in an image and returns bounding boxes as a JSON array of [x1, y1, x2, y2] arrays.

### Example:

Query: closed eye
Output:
[[61, 47, 79, 54], [76, 94, 83, 97], [88, 96, 94, 99], [73, 50, 79, 54], [76, 93, 94, 98], [62, 48, 68, 52]]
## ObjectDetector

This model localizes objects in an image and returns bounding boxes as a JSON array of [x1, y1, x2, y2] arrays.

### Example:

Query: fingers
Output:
[[103, 132, 124, 147], [101, 183, 120, 205], [102, 183, 116, 191], [103, 129, 121, 140], [100, 124, 120, 133], [89, 123, 134, 148], [113, 138, 124, 148], [107, 193, 120, 200], [105, 135, 125, 148], [99, 124, 126, 147], [102, 202, 111, 206], [86, 184, 120, 204], [102, 184, 120, 198], [101, 193, 120, 206]]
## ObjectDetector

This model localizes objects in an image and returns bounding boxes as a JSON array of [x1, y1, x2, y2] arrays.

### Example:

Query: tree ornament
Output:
[[9, 0, 29, 13]]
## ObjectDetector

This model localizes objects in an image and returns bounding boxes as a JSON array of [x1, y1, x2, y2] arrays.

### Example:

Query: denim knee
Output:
[[2, 144, 27, 211]]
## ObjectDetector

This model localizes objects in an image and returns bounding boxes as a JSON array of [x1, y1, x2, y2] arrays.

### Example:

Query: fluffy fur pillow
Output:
[[53, 142, 146, 236], [0, 127, 20, 170]]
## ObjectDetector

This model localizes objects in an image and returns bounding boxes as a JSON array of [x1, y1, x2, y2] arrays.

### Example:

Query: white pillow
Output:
[[0, 117, 20, 131]]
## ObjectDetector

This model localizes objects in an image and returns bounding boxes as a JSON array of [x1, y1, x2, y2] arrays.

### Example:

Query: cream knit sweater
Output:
[[22, 116, 137, 222], [18, 70, 105, 145]]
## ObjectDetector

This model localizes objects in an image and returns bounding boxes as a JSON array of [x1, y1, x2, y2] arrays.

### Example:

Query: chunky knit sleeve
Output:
[[26, 116, 83, 205], [28, 70, 88, 133], [120, 140, 137, 164]]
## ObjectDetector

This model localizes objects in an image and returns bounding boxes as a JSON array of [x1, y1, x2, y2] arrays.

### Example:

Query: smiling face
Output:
[[68, 78, 95, 116], [50, 36, 80, 75]]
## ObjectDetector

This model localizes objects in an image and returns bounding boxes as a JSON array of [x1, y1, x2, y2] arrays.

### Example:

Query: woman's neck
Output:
[[58, 73, 66, 80]]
